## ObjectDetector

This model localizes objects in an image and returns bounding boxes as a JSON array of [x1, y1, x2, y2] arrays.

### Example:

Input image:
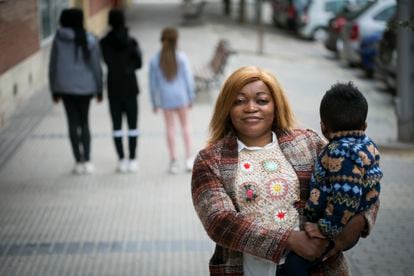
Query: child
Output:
[[149, 27, 195, 174], [49, 8, 103, 174], [284, 82, 383, 275], [100, 9, 142, 173]]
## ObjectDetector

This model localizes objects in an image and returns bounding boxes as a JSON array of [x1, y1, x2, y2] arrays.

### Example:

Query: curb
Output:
[[377, 140, 414, 156]]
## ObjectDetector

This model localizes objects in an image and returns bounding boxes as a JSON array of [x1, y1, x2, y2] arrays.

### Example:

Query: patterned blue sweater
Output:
[[305, 130, 382, 238]]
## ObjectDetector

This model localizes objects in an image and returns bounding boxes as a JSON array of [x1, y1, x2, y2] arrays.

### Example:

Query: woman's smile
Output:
[[242, 116, 263, 123]]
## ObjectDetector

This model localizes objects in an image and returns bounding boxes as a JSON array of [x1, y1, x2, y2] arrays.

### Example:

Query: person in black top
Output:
[[100, 9, 142, 173]]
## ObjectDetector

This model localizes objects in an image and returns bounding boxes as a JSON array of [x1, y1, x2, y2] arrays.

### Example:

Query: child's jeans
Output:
[[284, 238, 338, 276], [284, 251, 320, 276]]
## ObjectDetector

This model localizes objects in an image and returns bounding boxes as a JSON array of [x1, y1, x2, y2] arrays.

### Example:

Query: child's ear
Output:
[[320, 121, 329, 138], [320, 121, 326, 132], [363, 122, 367, 130]]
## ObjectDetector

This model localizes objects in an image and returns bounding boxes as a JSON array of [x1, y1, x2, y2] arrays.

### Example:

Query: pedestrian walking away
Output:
[[191, 66, 379, 276], [149, 27, 195, 174], [48, 8, 103, 175], [100, 8, 143, 173]]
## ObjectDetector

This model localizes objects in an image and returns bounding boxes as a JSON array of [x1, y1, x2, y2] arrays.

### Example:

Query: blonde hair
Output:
[[208, 66, 296, 145], [159, 27, 178, 80]]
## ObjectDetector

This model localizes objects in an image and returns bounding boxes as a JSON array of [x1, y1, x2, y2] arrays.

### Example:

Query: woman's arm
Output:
[[180, 53, 195, 103], [89, 37, 103, 98], [130, 38, 142, 70], [48, 39, 58, 96], [148, 58, 160, 110]]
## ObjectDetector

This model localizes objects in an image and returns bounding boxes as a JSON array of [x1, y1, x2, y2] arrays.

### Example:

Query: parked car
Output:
[[375, 15, 397, 94], [324, 0, 374, 53], [359, 31, 383, 77], [338, 0, 396, 66], [296, 0, 350, 41], [271, 0, 309, 31]]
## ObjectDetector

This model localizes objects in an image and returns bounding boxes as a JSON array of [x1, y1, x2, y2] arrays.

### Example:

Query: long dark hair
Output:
[[60, 8, 90, 60]]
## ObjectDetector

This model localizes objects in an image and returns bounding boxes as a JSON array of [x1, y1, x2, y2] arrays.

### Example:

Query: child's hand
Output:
[[304, 222, 326, 239]]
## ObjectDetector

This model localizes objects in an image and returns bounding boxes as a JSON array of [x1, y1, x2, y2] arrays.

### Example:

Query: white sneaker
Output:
[[128, 159, 138, 172], [84, 162, 95, 174], [117, 159, 129, 173], [168, 160, 180, 174], [72, 162, 85, 175], [185, 157, 194, 172]]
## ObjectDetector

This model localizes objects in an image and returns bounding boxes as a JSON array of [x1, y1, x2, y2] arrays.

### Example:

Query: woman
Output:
[[100, 9, 142, 173], [191, 66, 379, 275], [49, 8, 103, 174], [149, 27, 195, 174]]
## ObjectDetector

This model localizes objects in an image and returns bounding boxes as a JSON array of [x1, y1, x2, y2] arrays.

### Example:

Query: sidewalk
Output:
[[0, 1, 413, 276]]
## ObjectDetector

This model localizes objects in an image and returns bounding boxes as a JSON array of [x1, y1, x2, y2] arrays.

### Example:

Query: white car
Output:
[[338, 0, 396, 66], [297, 0, 352, 40]]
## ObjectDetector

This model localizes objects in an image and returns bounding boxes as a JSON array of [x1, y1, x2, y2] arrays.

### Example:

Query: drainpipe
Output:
[[396, 0, 414, 142]]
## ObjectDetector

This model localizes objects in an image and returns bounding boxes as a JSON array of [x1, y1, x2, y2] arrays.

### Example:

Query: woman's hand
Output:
[[287, 231, 328, 261], [304, 222, 326, 239]]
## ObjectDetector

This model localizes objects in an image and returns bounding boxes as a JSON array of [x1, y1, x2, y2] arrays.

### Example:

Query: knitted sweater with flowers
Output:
[[305, 130, 382, 238], [235, 145, 300, 234]]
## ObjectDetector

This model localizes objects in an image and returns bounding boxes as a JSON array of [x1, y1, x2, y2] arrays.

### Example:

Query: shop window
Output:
[[39, 0, 69, 40]]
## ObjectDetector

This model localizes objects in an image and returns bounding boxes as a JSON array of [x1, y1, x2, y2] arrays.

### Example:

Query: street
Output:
[[0, 1, 413, 275]]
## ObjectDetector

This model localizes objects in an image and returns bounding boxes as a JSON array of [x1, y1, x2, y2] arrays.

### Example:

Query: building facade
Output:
[[0, 0, 129, 127]]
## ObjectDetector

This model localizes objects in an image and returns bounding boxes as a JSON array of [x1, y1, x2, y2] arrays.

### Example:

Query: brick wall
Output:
[[89, 0, 111, 16], [0, 0, 39, 75]]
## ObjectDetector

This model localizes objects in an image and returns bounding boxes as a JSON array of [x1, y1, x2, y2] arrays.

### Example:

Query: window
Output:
[[374, 5, 396, 22], [39, 0, 69, 40], [325, 0, 348, 13]]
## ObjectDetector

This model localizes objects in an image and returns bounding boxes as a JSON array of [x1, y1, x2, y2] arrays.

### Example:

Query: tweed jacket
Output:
[[191, 129, 379, 276]]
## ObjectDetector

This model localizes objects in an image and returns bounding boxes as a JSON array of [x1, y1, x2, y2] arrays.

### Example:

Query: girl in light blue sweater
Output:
[[149, 27, 195, 174]]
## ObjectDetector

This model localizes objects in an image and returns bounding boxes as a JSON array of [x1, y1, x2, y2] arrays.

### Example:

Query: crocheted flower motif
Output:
[[262, 159, 278, 172], [240, 161, 253, 173], [239, 182, 258, 202], [275, 209, 287, 221], [267, 178, 288, 200]]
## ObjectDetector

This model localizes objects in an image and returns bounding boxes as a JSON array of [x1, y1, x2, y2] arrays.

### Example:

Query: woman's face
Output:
[[230, 80, 275, 147]]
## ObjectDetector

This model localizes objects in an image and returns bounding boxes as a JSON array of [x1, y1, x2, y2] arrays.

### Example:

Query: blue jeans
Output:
[[284, 238, 338, 276], [284, 251, 319, 276]]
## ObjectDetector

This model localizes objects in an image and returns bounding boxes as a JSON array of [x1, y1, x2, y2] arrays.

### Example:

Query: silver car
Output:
[[338, 0, 396, 66], [297, 0, 351, 41]]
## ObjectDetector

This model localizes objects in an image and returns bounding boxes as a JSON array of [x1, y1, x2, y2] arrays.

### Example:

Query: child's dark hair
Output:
[[108, 9, 125, 29], [320, 82, 368, 132], [60, 8, 90, 60]]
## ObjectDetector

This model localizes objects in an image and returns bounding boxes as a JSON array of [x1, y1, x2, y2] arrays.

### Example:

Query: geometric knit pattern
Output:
[[235, 143, 300, 233], [305, 130, 382, 238]]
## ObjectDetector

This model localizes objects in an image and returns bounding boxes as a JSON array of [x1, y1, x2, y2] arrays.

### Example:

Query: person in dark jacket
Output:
[[100, 9, 143, 173], [49, 8, 103, 175]]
